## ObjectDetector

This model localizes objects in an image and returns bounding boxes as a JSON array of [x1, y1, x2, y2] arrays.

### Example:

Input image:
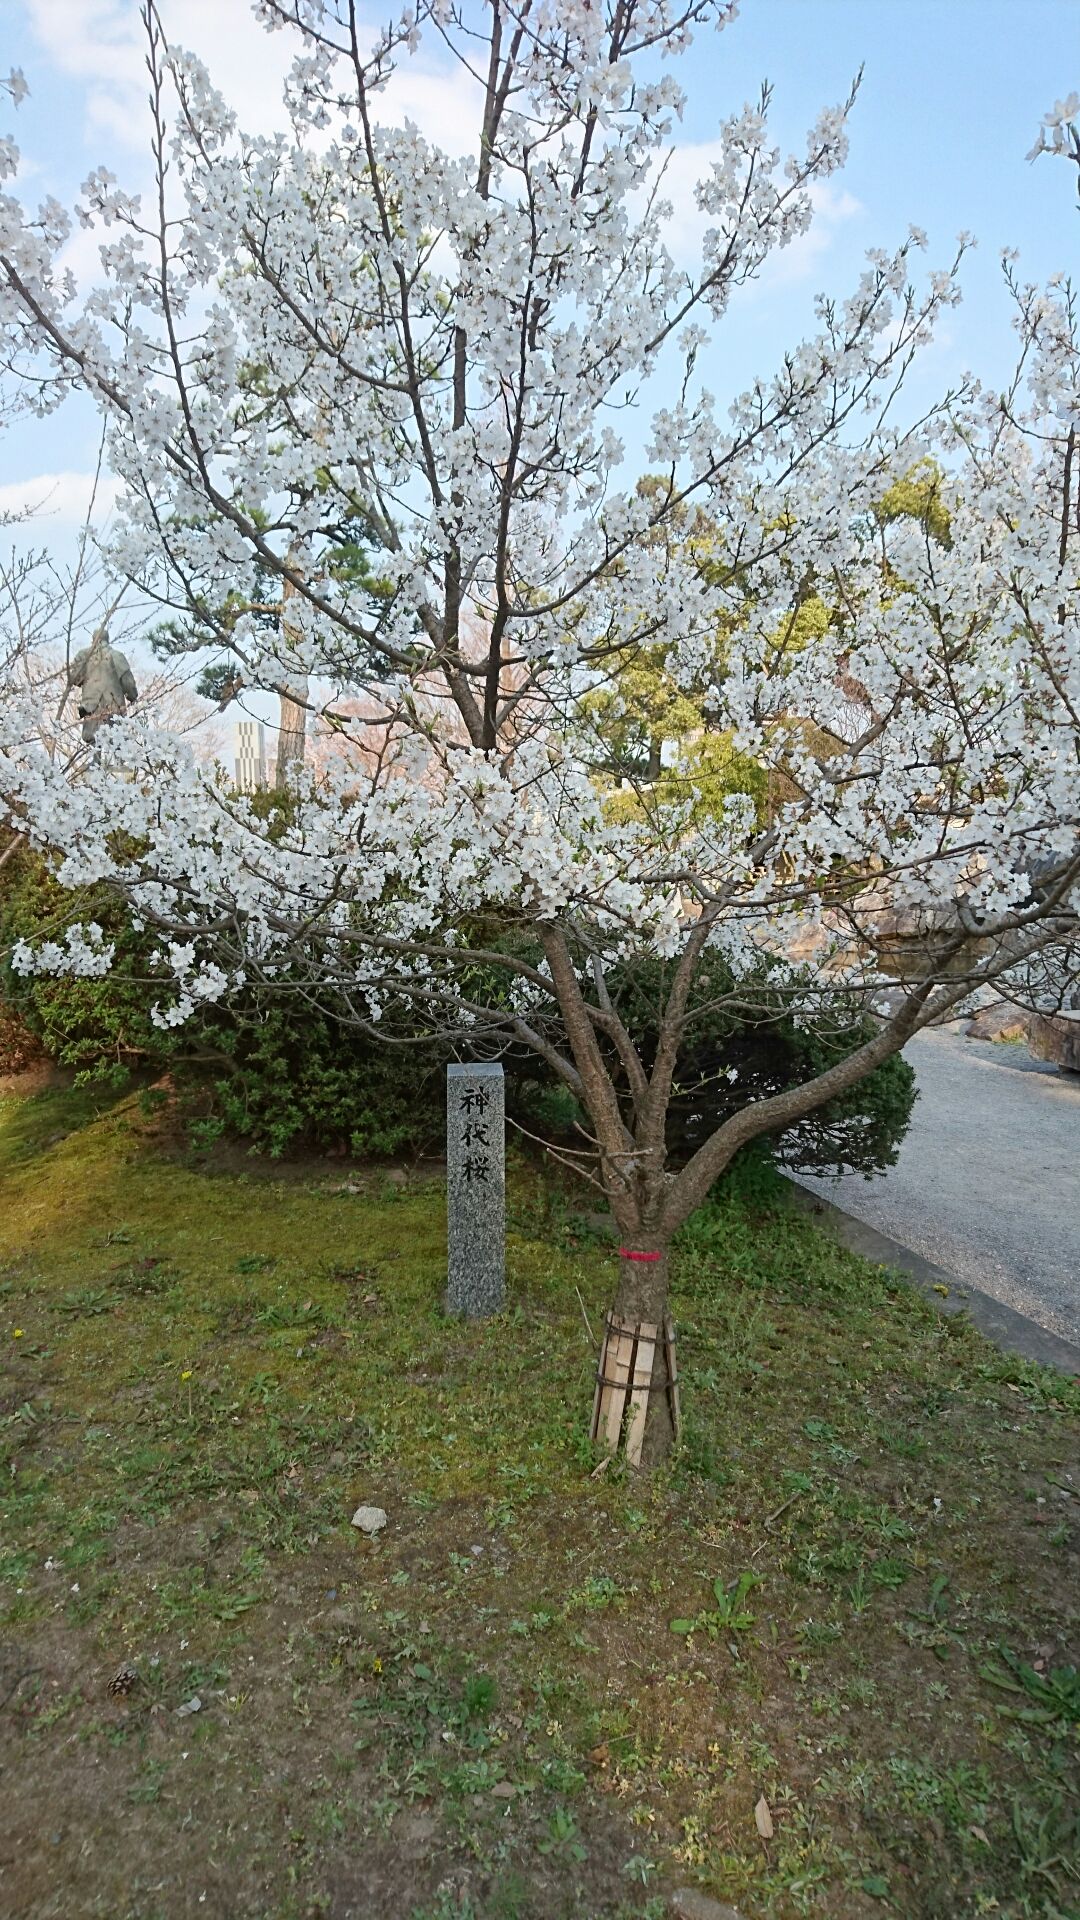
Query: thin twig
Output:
[[764, 1489, 805, 1530], [504, 1114, 608, 1190], [505, 1113, 597, 1158], [751, 1489, 808, 1557], [0, 831, 25, 873]]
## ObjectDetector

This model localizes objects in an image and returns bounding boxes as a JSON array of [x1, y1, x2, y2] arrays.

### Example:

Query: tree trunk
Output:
[[591, 1240, 680, 1468], [274, 556, 307, 786], [275, 678, 308, 784]]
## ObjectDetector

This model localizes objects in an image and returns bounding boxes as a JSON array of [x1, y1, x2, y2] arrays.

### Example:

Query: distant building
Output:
[[235, 719, 268, 792]]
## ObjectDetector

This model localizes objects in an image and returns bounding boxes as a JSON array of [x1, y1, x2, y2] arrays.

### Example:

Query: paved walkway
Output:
[[795, 1025, 1080, 1349]]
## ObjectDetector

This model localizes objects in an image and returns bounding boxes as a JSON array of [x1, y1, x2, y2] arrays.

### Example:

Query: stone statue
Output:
[[68, 626, 138, 744]]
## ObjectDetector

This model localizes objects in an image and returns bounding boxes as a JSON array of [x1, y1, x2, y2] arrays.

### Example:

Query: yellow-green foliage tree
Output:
[[585, 464, 951, 830]]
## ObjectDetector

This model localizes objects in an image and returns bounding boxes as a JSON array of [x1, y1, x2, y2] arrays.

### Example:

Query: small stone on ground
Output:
[[350, 1504, 387, 1534], [669, 1893, 745, 1920]]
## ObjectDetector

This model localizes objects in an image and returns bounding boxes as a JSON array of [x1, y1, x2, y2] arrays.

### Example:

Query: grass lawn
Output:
[[0, 1082, 1077, 1920]]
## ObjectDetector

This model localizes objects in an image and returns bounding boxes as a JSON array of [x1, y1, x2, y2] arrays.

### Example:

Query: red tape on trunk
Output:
[[618, 1248, 663, 1262]]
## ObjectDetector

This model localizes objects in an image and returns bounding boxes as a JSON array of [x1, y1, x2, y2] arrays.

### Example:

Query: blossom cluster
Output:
[[0, 4, 1077, 1079]]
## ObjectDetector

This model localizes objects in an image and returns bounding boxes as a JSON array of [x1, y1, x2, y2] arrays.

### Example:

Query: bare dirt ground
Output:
[[2, 1085, 1078, 1919]]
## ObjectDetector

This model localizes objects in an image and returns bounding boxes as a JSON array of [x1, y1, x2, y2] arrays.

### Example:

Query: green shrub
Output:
[[2, 851, 914, 1177], [178, 999, 449, 1159], [0, 846, 448, 1154], [603, 951, 916, 1181], [0, 847, 166, 1084]]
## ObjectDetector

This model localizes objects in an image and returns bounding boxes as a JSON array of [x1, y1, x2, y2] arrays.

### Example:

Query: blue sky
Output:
[[1, 0, 1077, 542]]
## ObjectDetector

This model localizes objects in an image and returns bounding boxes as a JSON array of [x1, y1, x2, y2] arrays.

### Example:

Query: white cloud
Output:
[[25, 0, 481, 296], [21, 0, 479, 154], [21, 0, 142, 144], [762, 180, 863, 291], [22, 0, 294, 145], [0, 468, 121, 527], [652, 137, 862, 286], [651, 139, 726, 264], [374, 64, 485, 159], [55, 218, 113, 293]]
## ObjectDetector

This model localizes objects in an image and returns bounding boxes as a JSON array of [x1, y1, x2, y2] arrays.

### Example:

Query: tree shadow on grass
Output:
[[0, 1080, 134, 1174]]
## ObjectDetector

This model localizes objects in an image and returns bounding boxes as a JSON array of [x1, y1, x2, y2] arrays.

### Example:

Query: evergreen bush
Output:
[[2, 853, 914, 1177]]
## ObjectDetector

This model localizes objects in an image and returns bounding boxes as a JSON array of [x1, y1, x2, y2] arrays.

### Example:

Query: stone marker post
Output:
[[446, 1062, 505, 1317]]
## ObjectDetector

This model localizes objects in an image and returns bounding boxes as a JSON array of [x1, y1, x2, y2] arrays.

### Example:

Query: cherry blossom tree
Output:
[[0, 484, 224, 876], [1, 3, 1078, 1461]]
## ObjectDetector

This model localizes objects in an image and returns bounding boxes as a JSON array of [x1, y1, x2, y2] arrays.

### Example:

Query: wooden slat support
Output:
[[589, 1319, 608, 1443], [592, 1314, 633, 1453], [603, 1321, 635, 1453], [664, 1314, 682, 1445], [624, 1321, 657, 1468], [592, 1313, 681, 1462], [593, 1315, 617, 1448]]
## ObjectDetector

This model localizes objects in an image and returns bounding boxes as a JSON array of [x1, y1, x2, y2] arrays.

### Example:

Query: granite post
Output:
[[446, 1062, 505, 1317]]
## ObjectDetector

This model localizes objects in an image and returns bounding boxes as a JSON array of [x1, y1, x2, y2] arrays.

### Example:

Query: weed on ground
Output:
[[0, 1086, 1077, 1919]]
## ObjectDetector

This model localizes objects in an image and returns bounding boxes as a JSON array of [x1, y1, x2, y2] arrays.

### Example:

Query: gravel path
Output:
[[795, 1025, 1080, 1348]]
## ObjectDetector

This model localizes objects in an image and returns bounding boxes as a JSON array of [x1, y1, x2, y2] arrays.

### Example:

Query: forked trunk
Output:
[[591, 1241, 680, 1468]]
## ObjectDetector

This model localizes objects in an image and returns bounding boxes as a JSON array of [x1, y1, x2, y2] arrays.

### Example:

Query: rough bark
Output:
[[274, 561, 308, 785], [275, 680, 309, 784], [594, 1240, 678, 1467]]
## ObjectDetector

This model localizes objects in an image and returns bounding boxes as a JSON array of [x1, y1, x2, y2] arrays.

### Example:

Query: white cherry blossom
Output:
[[1, 5, 1078, 1460]]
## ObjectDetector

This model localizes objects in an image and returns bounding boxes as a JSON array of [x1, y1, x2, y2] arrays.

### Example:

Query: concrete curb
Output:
[[783, 1177, 1080, 1379]]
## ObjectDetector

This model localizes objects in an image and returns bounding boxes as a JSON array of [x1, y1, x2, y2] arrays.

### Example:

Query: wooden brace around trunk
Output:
[[590, 1312, 681, 1465]]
